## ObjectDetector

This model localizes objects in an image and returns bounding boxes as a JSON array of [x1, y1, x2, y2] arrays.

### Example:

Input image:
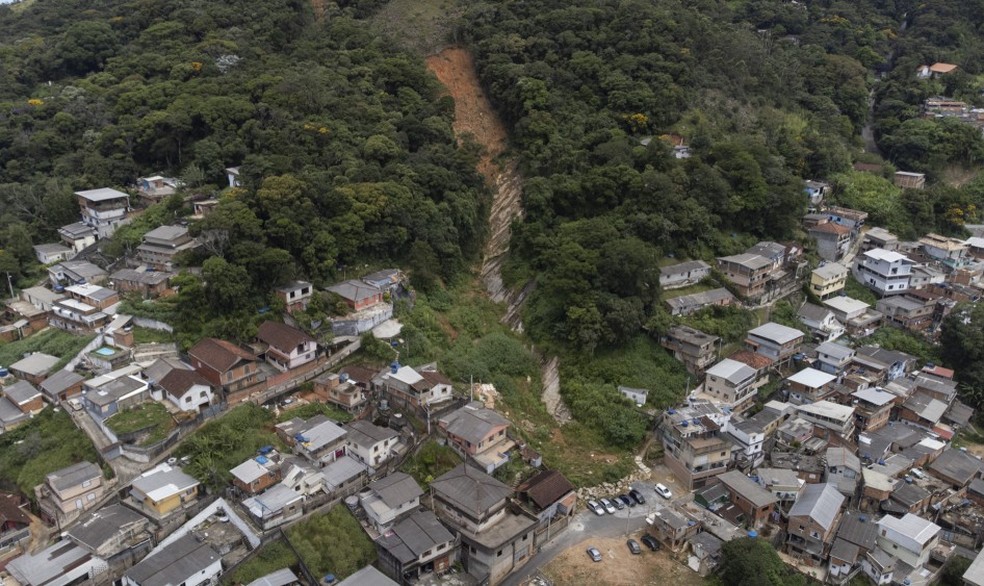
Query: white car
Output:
[[600, 498, 617, 514], [587, 500, 606, 516], [655, 483, 673, 499]]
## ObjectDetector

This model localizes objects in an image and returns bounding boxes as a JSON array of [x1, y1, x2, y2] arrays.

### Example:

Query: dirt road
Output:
[[543, 535, 706, 586]]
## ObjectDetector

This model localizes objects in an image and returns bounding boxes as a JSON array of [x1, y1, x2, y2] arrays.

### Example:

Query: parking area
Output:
[[542, 535, 705, 586]]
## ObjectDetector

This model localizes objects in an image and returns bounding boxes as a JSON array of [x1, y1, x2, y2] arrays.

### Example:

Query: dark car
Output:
[[629, 488, 646, 505], [619, 494, 635, 507], [641, 534, 660, 551], [626, 539, 642, 555]]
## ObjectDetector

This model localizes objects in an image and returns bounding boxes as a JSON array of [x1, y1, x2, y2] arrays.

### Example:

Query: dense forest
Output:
[[0, 0, 488, 336]]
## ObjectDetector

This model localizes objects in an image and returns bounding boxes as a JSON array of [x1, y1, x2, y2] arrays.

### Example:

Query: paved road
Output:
[[503, 481, 675, 586]]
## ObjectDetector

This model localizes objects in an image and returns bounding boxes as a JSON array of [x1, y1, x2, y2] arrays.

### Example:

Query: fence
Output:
[[63, 332, 106, 371]]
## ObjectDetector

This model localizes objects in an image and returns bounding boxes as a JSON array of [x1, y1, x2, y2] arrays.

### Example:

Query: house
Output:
[[337, 567, 398, 586], [727, 418, 767, 471], [136, 225, 198, 270], [83, 375, 150, 418], [321, 454, 370, 496], [809, 222, 853, 262], [827, 509, 879, 584], [854, 249, 915, 296], [664, 288, 736, 316], [753, 468, 803, 504], [376, 510, 457, 585], [312, 372, 367, 412], [810, 263, 849, 300], [659, 402, 733, 490], [360, 472, 424, 533], [659, 325, 720, 376], [243, 484, 304, 530], [618, 386, 648, 407], [188, 338, 261, 393], [745, 322, 804, 364], [805, 180, 831, 207], [65, 504, 152, 562], [893, 171, 926, 190], [58, 222, 97, 254], [257, 320, 318, 372], [122, 534, 221, 586], [850, 388, 895, 433], [964, 548, 984, 586], [917, 62, 958, 78], [689, 532, 725, 577], [0, 397, 29, 432], [275, 281, 313, 314], [876, 295, 935, 331], [48, 260, 107, 287], [278, 457, 327, 496], [3, 380, 44, 415], [129, 464, 200, 517], [795, 401, 855, 438], [135, 175, 179, 202], [9, 353, 59, 385], [380, 364, 454, 409], [362, 269, 404, 294], [429, 465, 537, 585], [515, 469, 577, 525], [6, 538, 106, 586], [825, 206, 868, 231], [785, 368, 837, 405], [75, 188, 131, 239], [854, 346, 916, 382], [230, 456, 282, 495], [345, 419, 399, 467], [913, 373, 958, 404], [824, 296, 882, 337], [2, 299, 50, 342], [815, 341, 855, 375], [157, 369, 214, 412], [50, 298, 111, 333], [0, 491, 31, 553], [245, 569, 300, 586], [438, 401, 512, 473], [702, 358, 761, 413], [862, 228, 899, 253], [35, 461, 107, 527], [278, 415, 348, 466], [192, 199, 219, 218], [65, 283, 119, 310], [785, 483, 845, 565], [920, 233, 968, 269], [928, 448, 982, 489], [33, 243, 74, 265], [327, 279, 385, 311], [648, 506, 700, 551], [716, 253, 773, 300], [659, 260, 711, 290], [22, 286, 65, 312], [109, 269, 173, 299], [824, 447, 861, 498], [728, 350, 774, 389], [898, 392, 949, 432], [714, 470, 777, 529], [876, 513, 940, 569]]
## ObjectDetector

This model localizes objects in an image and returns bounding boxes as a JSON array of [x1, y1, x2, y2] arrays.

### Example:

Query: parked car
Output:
[[611, 497, 625, 510], [641, 534, 660, 551], [600, 498, 617, 514], [587, 547, 603, 562], [619, 494, 635, 507], [587, 500, 605, 516], [626, 539, 642, 554], [655, 483, 673, 499], [629, 488, 646, 505]]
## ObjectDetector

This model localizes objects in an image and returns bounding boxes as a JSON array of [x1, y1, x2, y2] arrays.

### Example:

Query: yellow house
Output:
[[810, 263, 848, 300], [130, 464, 200, 516]]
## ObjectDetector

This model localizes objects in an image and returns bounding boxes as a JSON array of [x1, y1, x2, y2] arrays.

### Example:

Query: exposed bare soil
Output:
[[544, 536, 707, 586]]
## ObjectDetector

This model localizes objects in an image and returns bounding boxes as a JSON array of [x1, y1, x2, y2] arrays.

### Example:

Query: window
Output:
[[87, 493, 96, 501], [185, 396, 192, 403], [497, 549, 503, 557], [82, 479, 92, 488]]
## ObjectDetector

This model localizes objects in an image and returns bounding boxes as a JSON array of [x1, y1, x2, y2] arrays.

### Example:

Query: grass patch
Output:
[[175, 404, 284, 490], [286, 507, 375, 580], [0, 408, 106, 500], [106, 402, 176, 445], [861, 327, 940, 364], [401, 440, 461, 488], [843, 277, 879, 306], [276, 401, 353, 424], [0, 328, 95, 371], [951, 425, 984, 449], [661, 280, 720, 300], [225, 541, 298, 586], [132, 326, 175, 345], [370, 0, 461, 55]]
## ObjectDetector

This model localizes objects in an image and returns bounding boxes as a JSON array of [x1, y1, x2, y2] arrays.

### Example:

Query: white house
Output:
[[344, 420, 399, 467], [257, 321, 317, 372], [360, 472, 423, 533], [33, 243, 74, 265], [123, 534, 220, 586], [875, 513, 940, 569], [815, 341, 855, 375], [853, 249, 914, 297], [704, 358, 761, 411], [156, 369, 214, 412], [659, 260, 711, 290]]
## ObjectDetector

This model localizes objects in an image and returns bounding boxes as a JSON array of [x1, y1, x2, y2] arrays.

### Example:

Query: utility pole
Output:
[[5, 273, 13, 299]]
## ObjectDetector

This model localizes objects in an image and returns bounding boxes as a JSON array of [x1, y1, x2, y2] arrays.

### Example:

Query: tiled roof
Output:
[[257, 321, 314, 355]]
